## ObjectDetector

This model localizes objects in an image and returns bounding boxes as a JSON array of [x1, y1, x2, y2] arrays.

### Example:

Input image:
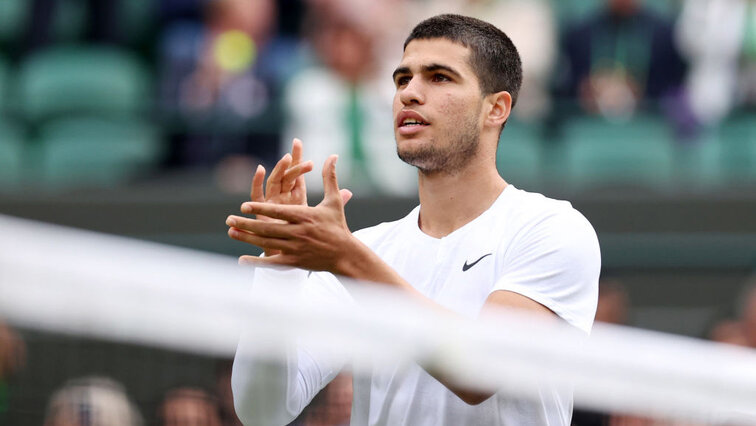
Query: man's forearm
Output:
[[232, 344, 301, 425], [232, 267, 352, 424]]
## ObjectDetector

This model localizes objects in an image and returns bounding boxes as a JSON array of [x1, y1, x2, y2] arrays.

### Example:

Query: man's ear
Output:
[[485, 91, 512, 128]]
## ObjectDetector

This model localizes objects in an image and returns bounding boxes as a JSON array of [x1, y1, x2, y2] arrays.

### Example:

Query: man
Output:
[[158, 387, 222, 426], [558, 0, 686, 119], [44, 377, 143, 426], [227, 14, 600, 425]]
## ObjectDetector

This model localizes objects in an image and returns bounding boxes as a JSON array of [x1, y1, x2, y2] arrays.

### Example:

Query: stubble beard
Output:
[[397, 115, 481, 176]]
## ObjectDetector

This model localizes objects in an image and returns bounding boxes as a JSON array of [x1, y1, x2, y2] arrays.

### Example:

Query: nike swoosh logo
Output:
[[462, 253, 492, 272]]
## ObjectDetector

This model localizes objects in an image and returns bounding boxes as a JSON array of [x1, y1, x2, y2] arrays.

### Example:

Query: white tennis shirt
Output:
[[233, 185, 601, 425]]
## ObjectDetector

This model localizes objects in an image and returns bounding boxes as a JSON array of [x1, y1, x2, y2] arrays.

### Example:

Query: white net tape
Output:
[[1, 214, 755, 424]]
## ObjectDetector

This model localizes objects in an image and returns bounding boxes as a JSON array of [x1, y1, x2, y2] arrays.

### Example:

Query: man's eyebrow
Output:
[[392, 66, 410, 81], [422, 63, 462, 79], [392, 63, 463, 82]]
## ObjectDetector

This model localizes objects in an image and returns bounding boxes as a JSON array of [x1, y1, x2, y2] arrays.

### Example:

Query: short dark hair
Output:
[[404, 14, 523, 107]]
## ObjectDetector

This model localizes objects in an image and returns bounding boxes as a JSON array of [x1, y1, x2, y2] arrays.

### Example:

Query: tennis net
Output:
[[1, 214, 755, 425]]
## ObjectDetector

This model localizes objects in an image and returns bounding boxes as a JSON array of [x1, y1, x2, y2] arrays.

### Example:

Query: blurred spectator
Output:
[[676, 0, 756, 126], [159, 0, 300, 174], [215, 360, 242, 426], [594, 277, 630, 325], [282, 5, 416, 196], [0, 321, 26, 417], [294, 372, 352, 426], [410, 0, 557, 121], [158, 387, 222, 426], [737, 277, 756, 348], [708, 318, 749, 346], [557, 0, 687, 122], [307, 0, 408, 72], [705, 276, 756, 349], [44, 376, 143, 426]]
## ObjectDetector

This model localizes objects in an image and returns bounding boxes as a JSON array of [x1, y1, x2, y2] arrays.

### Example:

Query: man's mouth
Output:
[[397, 111, 430, 129], [400, 118, 430, 127]]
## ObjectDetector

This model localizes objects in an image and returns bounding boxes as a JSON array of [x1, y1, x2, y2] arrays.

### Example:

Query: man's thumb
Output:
[[339, 189, 353, 206], [322, 155, 341, 199]]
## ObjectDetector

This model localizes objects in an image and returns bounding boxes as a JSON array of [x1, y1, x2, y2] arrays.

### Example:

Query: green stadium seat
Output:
[[0, 120, 25, 187], [719, 113, 756, 183], [0, 0, 87, 47], [561, 115, 675, 191], [38, 0, 155, 46], [17, 45, 151, 123], [496, 120, 543, 188], [674, 130, 723, 190], [37, 116, 163, 187], [0, 0, 28, 46]]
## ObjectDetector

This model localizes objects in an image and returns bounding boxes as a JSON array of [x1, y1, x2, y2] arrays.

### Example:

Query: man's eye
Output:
[[432, 74, 450, 82], [396, 76, 410, 86]]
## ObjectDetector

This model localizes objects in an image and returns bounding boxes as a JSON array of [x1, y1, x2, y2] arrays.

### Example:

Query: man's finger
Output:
[[283, 161, 313, 180], [282, 161, 313, 193], [228, 227, 296, 251], [226, 215, 295, 239], [291, 138, 303, 165], [241, 202, 308, 223], [238, 254, 299, 268], [267, 154, 292, 198], [250, 164, 266, 202], [321, 155, 341, 202]]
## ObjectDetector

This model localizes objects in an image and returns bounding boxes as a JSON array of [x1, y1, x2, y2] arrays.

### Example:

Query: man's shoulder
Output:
[[499, 186, 582, 223], [493, 186, 596, 247], [501, 186, 598, 252]]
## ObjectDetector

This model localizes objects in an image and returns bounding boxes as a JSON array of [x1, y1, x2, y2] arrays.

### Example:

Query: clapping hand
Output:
[[227, 154, 355, 273], [228, 139, 353, 261]]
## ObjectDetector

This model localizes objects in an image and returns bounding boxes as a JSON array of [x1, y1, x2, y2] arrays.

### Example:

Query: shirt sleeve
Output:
[[232, 266, 352, 425], [492, 208, 601, 333]]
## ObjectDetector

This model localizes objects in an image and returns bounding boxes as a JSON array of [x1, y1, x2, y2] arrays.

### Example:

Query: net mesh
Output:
[[1, 214, 756, 425]]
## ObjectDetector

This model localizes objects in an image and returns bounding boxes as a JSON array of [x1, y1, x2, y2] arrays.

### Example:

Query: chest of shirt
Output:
[[373, 235, 502, 317]]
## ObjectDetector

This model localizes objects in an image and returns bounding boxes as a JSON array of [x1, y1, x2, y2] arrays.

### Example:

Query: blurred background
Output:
[[0, 0, 754, 424]]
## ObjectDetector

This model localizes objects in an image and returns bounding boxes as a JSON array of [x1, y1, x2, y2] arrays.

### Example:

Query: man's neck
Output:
[[416, 160, 507, 239]]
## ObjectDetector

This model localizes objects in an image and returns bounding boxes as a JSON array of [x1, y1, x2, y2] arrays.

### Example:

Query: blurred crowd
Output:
[[0, 0, 754, 194], [2, 273, 756, 425], [572, 276, 756, 426], [0, 318, 352, 425]]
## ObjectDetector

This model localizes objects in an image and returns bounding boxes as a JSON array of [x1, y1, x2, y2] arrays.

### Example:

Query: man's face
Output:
[[608, 0, 639, 16], [161, 393, 222, 426], [392, 38, 485, 175]]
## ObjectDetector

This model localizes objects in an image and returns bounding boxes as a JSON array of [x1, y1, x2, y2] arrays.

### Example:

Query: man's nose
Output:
[[399, 77, 425, 105]]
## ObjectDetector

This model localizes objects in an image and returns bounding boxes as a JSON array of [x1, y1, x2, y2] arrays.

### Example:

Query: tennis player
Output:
[[227, 14, 600, 425]]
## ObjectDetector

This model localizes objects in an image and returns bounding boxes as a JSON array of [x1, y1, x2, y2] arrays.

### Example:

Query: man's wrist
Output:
[[333, 235, 368, 278], [333, 237, 412, 292]]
